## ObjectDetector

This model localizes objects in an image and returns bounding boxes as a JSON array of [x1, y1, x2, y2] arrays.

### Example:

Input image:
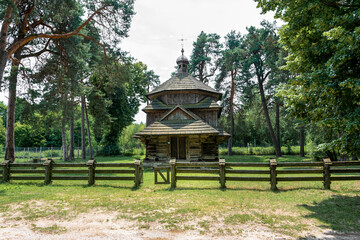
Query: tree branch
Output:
[[6, 5, 108, 58], [20, 39, 58, 58]]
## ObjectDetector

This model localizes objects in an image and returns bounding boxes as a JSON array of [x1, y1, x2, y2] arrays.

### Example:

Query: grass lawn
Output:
[[1, 155, 360, 239]]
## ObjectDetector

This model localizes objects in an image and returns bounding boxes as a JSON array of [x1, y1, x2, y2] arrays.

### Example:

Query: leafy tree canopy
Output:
[[189, 31, 222, 84], [255, 0, 360, 156]]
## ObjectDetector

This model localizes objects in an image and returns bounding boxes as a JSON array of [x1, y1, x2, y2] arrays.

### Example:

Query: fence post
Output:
[[170, 158, 176, 189], [134, 159, 141, 188], [219, 158, 226, 189], [2, 160, 11, 182], [87, 159, 96, 186], [44, 159, 54, 185], [323, 158, 331, 190], [270, 158, 278, 191]]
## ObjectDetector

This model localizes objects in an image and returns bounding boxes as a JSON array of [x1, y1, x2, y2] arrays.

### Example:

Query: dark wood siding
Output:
[[146, 110, 167, 126], [159, 93, 207, 105], [190, 109, 218, 127]]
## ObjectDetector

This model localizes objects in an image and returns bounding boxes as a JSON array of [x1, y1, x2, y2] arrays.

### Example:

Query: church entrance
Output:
[[171, 136, 186, 159]]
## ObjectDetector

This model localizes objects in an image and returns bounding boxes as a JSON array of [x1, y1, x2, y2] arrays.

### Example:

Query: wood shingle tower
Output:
[[135, 49, 229, 162]]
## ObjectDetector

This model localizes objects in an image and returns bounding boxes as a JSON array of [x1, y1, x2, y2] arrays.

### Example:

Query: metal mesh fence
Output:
[[0, 146, 146, 161]]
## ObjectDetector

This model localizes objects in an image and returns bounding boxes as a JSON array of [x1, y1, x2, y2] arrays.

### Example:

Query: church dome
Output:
[[176, 53, 189, 65], [176, 48, 189, 73]]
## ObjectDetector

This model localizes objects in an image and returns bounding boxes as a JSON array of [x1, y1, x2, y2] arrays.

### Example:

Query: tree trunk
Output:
[[61, 106, 68, 161], [0, 4, 14, 89], [258, 80, 280, 157], [4, 51, 21, 162], [81, 95, 86, 160], [228, 70, 236, 156], [299, 126, 305, 157], [275, 101, 281, 156], [69, 106, 75, 161], [84, 97, 93, 159]]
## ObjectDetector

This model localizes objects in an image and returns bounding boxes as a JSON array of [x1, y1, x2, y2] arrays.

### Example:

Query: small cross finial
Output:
[[178, 37, 186, 54]]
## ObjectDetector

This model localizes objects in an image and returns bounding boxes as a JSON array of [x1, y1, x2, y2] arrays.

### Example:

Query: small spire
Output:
[[181, 48, 184, 56]]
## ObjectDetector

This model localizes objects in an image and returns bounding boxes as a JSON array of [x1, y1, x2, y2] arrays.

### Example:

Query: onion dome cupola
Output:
[[176, 48, 189, 73]]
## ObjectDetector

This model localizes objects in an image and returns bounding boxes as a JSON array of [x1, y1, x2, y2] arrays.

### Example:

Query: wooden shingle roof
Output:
[[147, 73, 221, 100], [134, 119, 230, 137], [143, 97, 221, 112]]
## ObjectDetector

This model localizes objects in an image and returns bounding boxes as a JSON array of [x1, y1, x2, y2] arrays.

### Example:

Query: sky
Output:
[[0, 0, 279, 124], [121, 0, 278, 124]]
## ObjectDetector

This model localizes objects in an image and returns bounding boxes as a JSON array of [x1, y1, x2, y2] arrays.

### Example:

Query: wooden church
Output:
[[134, 49, 229, 162]]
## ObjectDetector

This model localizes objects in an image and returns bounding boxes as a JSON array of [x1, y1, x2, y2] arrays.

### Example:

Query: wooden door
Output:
[[171, 137, 177, 158], [170, 136, 187, 159], [179, 137, 186, 159]]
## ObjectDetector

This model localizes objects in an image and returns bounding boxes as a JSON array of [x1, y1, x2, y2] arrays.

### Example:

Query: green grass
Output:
[[1, 155, 360, 238]]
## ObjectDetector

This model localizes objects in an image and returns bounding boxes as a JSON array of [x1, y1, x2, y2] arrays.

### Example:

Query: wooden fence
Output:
[[170, 158, 360, 190], [1, 159, 143, 187]]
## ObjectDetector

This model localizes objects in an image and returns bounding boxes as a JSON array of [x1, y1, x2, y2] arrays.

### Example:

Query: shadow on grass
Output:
[[300, 195, 360, 238], [0, 181, 141, 190]]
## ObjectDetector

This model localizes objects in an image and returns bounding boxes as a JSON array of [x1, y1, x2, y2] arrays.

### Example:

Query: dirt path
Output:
[[2, 210, 358, 240]]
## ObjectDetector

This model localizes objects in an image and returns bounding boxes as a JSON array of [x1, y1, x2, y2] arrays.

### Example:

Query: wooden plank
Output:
[[177, 176, 220, 181], [176, 162, 219, 167], [52, 176, 88, 180], [331, 162, 360, 166], [226, 162, 269, 167], [277, 169, 323, 174], [330, 169, 360, 173], [95, 176, 135, 181], [176, 169, 219, 174], [331, 176, 360, 181], [10, 176, 44, 180], [10, 169, 44, 174], [225, 177, 270, 181], [10, 163, 43, 168], [96, 163, 135, 168], [52, 169, 88, 174], [53, 163, 86, 167], [277, 177, 323, 181], [95, 169, 135, 174], [226, 169, 269, 174], [277, 162, 323, 167]]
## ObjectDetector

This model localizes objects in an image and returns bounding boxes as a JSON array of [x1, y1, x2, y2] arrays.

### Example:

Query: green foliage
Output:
[[89, 61, 158, 155], [0, 116, 5, 146], [189, 31, 222, 84], [119, 123, 145, 154], [256, 0, 360, 157], [0, 101, 6, 126], [14, 122, 46, 147]]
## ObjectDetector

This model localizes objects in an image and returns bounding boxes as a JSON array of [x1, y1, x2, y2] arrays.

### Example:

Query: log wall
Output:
[[159, 93, 209, 105], [144, 135, 219, 162]]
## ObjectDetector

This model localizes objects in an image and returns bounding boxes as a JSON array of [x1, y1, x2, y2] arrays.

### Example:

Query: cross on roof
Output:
[[178, 37, 187, 54]]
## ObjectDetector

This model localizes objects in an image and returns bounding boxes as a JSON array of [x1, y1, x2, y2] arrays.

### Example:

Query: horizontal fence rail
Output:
[[1, 159, 143, 188], [169, 158, 360, 190], [2, 158, 360, 190]]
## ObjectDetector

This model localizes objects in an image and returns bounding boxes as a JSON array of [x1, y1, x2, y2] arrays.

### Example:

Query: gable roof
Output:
[[147, 73, 221, 100], [159, 105, 200, 121]]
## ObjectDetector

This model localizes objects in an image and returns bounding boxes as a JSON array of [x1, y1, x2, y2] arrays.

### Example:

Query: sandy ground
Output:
[[1, 209, 360, 240]]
